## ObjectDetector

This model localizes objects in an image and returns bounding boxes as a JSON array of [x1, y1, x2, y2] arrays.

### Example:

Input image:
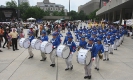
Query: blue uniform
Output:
[[79, 40, 87, 48], [29, 36, 34, 42], [86, 43, 97, 58], [104, 38, 113, 45], [63, 36, 69, 44], [40, 36, 48, 41], [66, 41, 76, 52], [50, 38, 60, 48], [76, 35, 82, 41], [95, 44, 104, 55]]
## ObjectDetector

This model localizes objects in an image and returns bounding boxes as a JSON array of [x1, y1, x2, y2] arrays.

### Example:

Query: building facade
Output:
[[78, 0, 100, 15], [96, 0, 133, 23], [37, 0, 67, 15]]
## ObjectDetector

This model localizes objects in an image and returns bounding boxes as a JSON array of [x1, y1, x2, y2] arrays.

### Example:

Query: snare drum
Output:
[[31, 39, 42, 50], [57, 45, 70, 59], [77, 49, 91, 65], [19, 38, 30, 49], [40, 41, 53, 54]]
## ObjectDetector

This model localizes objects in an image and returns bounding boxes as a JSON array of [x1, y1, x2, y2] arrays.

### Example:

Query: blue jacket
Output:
[[86, 34, 91, 39], [63, 36, 68, 44], [104, 38, 113, 45], [76, 35, 82, 41], [65, 41, 76, 52], [29, 36, 34, 42], [40, 36, 48, 41], [95, 44, 104, 55], [79, 40, 87, 48], [50, 38, 60, 48], [85, 43, 97, 58]]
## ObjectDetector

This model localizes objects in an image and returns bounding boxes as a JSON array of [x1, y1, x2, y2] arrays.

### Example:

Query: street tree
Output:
[[6, 0, 17, 9]]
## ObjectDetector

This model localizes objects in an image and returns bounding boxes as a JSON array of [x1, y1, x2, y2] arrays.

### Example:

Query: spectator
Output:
[[9, 29, 19, 51]]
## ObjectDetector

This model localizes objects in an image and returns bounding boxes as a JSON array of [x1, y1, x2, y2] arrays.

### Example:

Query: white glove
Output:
[[71, 52, 74, 54], [92, 57, 95, 61], [54, 46, 56, 48]]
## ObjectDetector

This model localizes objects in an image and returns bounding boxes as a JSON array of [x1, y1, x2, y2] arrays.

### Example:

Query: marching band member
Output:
[[103, 34, 113, 61], [76, 32, 82, 42], [64, 35, 76, 71], [95, 38, 104, 71], [40, 31, 48, 61], [92, 33, 97, 44], [63, 32, 71, 44], [50, 32, 60, 67], [84, 38, 97, 79], [78, 36, 87, 51], [28, 31, 34, 59]]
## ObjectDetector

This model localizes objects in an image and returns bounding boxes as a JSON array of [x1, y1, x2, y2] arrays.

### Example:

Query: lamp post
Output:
[[69, 0, 70, 20]]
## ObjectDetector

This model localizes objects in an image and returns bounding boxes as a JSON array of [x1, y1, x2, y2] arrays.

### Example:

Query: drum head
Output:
[[31, 39, 37, 49], [23, 39, 30, 49], [40, 41, 48, 53], [19, 38, 25, 48], [85, 51, 91, 65], [45, 43, 53, 54], [57, 45, 66, 58], [77, 49, 88, 64], [35, 40, 42, 50], [62, 46, 70, 59]]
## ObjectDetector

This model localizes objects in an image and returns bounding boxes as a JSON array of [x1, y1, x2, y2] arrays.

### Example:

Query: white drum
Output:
[[104, 45, 109, 52], [75, 42, 80, 47], [19, 38, 30, 49], [40, 41, 53, 54], [77, 49, 91, 65], [57, 45, 70, 59], [31, 39, 42, 50]]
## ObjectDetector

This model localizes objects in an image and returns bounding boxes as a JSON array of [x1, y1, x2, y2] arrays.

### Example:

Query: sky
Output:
[[0, 0, 91, 11]]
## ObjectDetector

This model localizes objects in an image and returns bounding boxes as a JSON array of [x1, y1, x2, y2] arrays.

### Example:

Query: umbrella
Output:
[[27, 17, 36, 21]]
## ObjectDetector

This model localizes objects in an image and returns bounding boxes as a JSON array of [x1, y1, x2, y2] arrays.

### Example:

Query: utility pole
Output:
[[69, 0, 70, 20]]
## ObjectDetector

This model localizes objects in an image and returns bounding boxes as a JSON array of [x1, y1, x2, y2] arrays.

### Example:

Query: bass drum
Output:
[[77, 49, 91, 65], [40, 41, 53, 54], [57, 45, 70, 59], [19, 38, 30, 49], [31, 39, 42, 50]]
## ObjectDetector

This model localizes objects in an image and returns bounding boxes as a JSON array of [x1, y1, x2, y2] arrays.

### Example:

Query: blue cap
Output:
[[81, 36, 85, 38], [97, 38, 101, 41], [89, 38, 94, 41], [42, 31, 46, 34], [68, 35, 73, 39], [107, 33, 111, 36], [79, 31, 82, 34], [67, 32, 71, 35], [52, 32, 57, 36]]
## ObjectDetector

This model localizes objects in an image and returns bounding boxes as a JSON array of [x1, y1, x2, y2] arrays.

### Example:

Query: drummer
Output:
[[95, 38, 104, 71], [63, 32, 72, 44], [64, 35, 76, 71], [28, 31, 34, 59], [103, 34, 113, 61], [78, 36, 87, 51], [76, 32, 82, 42], [84, 38, 97, 79], [50, 32, 60, 67], [40, 31, 48, 61]]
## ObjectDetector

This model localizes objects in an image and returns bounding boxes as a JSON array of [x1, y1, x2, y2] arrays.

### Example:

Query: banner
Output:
[[2, 10, 13, 17]]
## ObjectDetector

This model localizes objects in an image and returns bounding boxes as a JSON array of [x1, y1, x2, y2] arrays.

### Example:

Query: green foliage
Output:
[[6, 0, 17, 9], [18, 2, 30, 17], [22, 6, 44, 20], [52, 10, 65, 16], [88, 9, 99, 20]]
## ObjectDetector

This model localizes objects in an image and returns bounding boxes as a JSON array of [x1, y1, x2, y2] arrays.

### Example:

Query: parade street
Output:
[[0, 24, 133, 80]]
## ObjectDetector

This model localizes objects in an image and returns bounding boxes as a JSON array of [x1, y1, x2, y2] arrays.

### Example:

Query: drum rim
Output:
[[19, 38, 30, 49], [35, 40, 42, 50], [62, 46, 70, 59], [45, 42, 53, 54]]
